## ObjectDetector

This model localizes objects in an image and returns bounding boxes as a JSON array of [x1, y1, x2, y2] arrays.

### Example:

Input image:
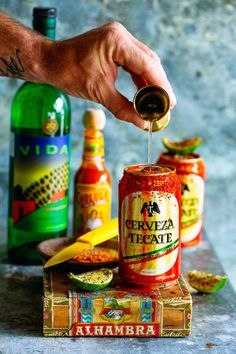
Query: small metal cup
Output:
[[133, 85, 170, 122]]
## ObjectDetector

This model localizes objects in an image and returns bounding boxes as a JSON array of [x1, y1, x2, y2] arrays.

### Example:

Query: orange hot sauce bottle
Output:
[[73, 109, 112, 237]]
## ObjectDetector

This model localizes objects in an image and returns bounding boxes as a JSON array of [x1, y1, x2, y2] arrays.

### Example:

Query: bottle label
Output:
[[83, 134, 104, 160], [10, 133, 70, 236], [180, 174, 205, 243], [74, 182, 111, 236], [120, 191, 180, 280]]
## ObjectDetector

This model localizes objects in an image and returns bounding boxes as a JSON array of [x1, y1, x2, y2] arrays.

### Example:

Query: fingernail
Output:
[[143, 121, 149, 130]]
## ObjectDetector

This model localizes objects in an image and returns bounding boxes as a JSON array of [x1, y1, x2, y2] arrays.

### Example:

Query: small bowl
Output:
[[37, 237, 119, 271]]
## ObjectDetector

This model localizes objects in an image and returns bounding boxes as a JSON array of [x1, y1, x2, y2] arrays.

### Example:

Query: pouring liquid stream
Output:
[[147, 120, 153, 164], [133, 85, 170, 165]]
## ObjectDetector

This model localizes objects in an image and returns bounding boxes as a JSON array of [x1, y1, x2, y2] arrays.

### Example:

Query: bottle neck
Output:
[[82, 130, 105, 162], [33, 17, 56, 40]]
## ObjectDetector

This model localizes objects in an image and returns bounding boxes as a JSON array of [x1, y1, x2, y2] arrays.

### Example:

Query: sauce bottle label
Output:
[[180, 174, 205, 243], [74, 182, 111, 236], [120, 191, 179, 280], [9, 133, 70, 239], [83, 134, 104, 161]]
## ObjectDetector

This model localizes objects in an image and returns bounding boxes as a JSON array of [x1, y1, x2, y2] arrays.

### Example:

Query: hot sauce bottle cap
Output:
[[82, 109, 106, 130]]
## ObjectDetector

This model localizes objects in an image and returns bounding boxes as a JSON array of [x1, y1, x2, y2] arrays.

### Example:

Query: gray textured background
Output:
[[0, 0, 236, 289]]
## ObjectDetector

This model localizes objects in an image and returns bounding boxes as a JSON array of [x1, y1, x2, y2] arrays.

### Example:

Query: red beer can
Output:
[[119, 164, 181, 287], [157, 153, 206, 248]]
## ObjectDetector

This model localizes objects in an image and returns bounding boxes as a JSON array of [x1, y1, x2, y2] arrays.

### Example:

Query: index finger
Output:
[[114, 37, 176, 108]]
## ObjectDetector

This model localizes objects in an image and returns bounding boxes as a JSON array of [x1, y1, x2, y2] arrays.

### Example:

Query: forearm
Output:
[[0, 12, 176, 129], [0, 11, 50, 82]]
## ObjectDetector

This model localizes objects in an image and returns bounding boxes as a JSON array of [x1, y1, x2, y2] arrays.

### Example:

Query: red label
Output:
[[119, 191, 180, 285], [71, 323, 160, 337]]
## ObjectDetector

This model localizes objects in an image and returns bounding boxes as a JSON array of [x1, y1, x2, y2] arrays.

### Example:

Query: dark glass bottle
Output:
[[7, 7, 71, 264]]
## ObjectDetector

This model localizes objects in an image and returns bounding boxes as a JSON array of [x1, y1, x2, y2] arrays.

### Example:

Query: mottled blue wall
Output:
[[1, 0, 236, 288]]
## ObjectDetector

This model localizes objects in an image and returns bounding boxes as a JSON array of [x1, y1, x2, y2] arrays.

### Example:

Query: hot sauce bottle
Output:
[[73, 109, 111, 237]]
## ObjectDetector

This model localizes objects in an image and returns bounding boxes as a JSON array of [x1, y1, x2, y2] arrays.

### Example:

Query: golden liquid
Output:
[[147, 121, 153, 164], [138, 92, 166, 121], [133, 85, 170, 165]]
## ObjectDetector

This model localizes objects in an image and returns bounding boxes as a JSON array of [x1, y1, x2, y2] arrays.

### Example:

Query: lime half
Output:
[[68, 268, 113, 291], [187, 270, 228, 293], [162, 137, 202, 154]]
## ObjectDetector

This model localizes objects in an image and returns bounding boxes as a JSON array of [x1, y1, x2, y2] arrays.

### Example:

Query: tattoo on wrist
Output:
[[0, 48, 24, 78]]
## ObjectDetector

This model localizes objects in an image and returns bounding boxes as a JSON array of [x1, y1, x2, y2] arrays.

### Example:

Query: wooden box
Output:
[[43, 268, 192, 337]]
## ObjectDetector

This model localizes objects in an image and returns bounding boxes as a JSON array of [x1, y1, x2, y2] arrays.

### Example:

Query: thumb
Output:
[[102, 86, 148, 130]]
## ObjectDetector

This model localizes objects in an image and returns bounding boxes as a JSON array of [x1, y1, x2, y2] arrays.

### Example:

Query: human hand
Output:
[[42, 22, 176, 129]]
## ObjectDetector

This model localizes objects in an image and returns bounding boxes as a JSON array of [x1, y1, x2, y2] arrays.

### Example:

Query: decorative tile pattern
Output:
[[43, 268, 191, 337]]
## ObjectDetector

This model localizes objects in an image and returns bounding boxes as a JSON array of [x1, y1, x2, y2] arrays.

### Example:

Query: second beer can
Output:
[[157, 153, 206, 248], [119, 164, 181, 287]]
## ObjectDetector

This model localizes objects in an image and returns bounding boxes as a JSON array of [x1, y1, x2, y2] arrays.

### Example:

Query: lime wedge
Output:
[[162, 137, 202, 154], [68, 268, 113, 291], [187, 270, 228, 293]]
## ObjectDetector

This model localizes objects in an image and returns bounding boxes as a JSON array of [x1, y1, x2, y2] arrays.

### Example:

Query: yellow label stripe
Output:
[[181, 214, 202, 227]]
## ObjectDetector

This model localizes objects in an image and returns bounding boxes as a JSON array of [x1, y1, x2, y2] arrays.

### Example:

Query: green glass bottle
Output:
[[7, 7, 71, 264]]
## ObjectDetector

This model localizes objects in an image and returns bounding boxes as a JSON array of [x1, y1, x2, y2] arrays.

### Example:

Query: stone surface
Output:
[[0, 0, 236, 298], [1, 228, 236, 353]]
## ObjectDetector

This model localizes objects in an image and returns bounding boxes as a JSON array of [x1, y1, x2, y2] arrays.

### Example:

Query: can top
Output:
[[159, 152, 203, 164], [124, 164, 176, 176]]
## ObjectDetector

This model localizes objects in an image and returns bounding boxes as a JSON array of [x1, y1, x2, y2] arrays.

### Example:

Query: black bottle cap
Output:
[[33, 7, 57, 19], [32, 7, 57, 39]]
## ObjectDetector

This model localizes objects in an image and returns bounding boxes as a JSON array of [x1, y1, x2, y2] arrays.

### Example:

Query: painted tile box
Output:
[[43, 268, 192, 337]]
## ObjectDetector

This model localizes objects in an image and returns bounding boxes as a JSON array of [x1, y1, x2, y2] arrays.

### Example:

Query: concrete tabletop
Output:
[[0, 228, 236, 354]]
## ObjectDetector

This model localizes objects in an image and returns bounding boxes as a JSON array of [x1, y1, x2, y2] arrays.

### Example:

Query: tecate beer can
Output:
[[119, 164, 181, 287], [157, 153, 206, 248]]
